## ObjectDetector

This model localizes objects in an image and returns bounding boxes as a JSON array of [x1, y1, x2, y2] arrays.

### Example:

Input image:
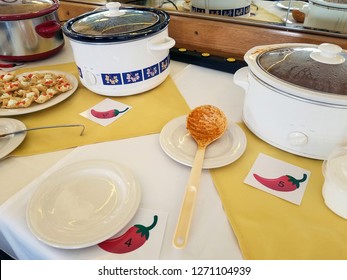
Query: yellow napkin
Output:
[[249, 4, 284, 24], [9, 62, 191, 156], [210, 123, 347, 260]]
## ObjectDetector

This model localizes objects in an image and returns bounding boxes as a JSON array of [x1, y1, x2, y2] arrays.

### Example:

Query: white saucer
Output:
[[0, 118, 26, 159], [27, 160, 141, 249], [160, 116, 247, 169]]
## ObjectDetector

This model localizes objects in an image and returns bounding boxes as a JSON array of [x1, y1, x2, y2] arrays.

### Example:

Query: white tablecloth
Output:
[[0, 38, 245, 259]]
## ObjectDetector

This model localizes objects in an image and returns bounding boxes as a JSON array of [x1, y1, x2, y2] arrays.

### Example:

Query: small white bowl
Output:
[[322, 147, 347, 219]]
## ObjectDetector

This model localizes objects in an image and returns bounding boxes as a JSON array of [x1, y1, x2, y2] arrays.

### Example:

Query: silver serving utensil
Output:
[[0, 124, 85, 138]]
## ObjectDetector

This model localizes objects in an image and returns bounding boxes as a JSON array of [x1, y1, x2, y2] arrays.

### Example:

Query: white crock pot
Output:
[[62, 2, 175, 96], [191, 0, 251, 17], [303, 0, 347, 34], [322, 146, 347, 219], [234, 43, 347, 160]]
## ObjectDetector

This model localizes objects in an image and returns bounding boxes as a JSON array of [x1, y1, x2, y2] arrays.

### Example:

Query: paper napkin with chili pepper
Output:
[[97, 208, 168, 259], [244, 153, 310, 205], [9, 62, 191, 157], [210, 123, 347, 260]]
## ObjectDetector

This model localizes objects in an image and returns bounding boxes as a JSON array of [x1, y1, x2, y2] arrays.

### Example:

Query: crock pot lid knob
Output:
[[105, 2, 125, 17], [310, 43, 346, 65]]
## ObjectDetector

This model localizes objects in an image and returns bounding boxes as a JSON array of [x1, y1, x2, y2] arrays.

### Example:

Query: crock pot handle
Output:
[[233, 67, 250, 91], [148, 37, 176, 51], [35, 20, 61, 39], [310, 43, 345, 65]]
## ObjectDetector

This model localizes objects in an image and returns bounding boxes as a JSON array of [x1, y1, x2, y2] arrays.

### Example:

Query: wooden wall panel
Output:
[[168, 15, 347, 59], [58, 1, 347, 59]]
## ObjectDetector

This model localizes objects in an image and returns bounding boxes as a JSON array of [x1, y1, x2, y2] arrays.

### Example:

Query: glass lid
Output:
[[0, 0, 55, 16], [71, 2, 160, 36], [311, 0, 347, 8], [256, 43, 347, 96]]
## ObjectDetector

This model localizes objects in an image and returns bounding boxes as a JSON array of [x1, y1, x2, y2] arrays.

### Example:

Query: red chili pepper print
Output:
[[98, 215, 158, 254], [253, 173, 307, 192], [91, 107, 129, 119]]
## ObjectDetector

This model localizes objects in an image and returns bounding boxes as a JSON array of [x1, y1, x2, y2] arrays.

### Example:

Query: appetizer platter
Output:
[[0, 70, 78, 116]]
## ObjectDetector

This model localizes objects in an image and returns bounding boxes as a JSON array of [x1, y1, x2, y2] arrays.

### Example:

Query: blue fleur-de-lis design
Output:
[[127, 73, 140, 82], [222, 9, 234, 17], [122, 70, 143, 84], [144, 64, 159, 80], [106, 75, 118, 84], [209, 9, 221, 15], [192, 7, 205, 13], [77, 66, 83, 78], [160, 57, 170, 73], [102, 73, 122, 85], [161, 61, 168, 71], [147, 67, 158, 77], [235, 8, 244, 16]]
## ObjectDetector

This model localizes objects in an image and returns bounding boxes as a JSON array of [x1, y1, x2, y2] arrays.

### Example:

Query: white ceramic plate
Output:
[[27, 160, 141, 249], [0, 71, 78, 116], [276, 1, 308, 10], [160, 116, 247, 169], [0, 118, 26, 159]]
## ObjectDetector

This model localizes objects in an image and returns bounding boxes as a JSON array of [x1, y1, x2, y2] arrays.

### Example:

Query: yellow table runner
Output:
[[9, 62, 191, 156], [210, 123, 347, 260], [250, 4, 284, 24]]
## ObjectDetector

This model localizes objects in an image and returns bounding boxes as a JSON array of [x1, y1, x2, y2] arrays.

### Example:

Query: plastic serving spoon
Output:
[[173, 105, 227, 249]]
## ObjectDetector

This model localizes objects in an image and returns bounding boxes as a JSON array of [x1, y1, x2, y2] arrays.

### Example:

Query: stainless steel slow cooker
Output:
[[62, 2, 175, 96], [234, 43, 347, 160], [0, 0, 64, 62]]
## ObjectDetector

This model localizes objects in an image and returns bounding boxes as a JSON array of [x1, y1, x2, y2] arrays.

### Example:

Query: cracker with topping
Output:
[[0, 72, 73, 109]]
